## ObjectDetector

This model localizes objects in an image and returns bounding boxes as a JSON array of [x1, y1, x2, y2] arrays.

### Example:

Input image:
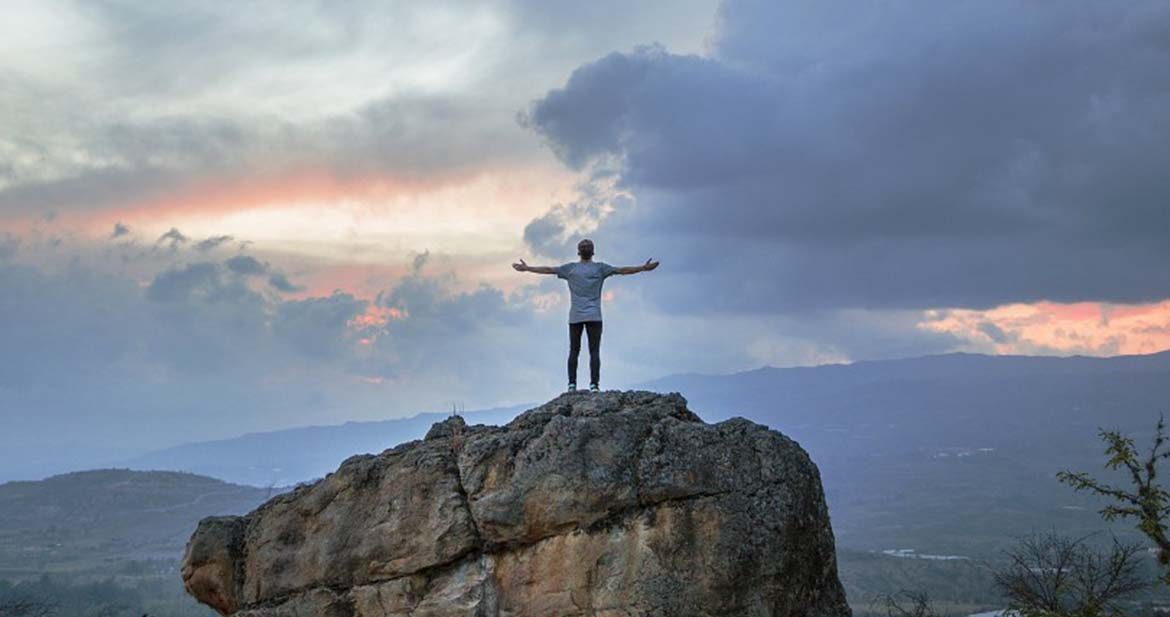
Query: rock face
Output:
[[181, 391, 851, 616]]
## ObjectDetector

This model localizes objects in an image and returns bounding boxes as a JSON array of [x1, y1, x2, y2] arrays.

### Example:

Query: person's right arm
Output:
[[512, 259, 558, 275]]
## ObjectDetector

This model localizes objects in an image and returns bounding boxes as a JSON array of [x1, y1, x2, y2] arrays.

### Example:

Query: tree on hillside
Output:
[[1058, 415, 1170, 584], [993, 532, 1148, 617]]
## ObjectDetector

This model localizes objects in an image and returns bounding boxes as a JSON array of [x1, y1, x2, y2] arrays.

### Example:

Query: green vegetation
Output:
[[1059, 416, 1170, 585], [0, 469, 267, 616], [0, 469, 269, 578], [838, 548, 1002, 615], [5, 406, 1170, 615], [0, 574, 214, 617], [852, 414, 1170, 617]]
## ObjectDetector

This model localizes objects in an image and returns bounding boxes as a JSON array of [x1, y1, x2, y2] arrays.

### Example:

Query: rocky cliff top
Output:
[[181, 390, 850, 616]]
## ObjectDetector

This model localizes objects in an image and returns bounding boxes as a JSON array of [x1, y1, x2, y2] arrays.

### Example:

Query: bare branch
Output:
[[994, 532, 1150, 617], [880, 590, 939, 617]]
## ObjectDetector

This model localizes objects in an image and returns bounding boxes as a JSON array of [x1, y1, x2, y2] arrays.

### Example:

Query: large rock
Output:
[[181, 391, 850, 616]]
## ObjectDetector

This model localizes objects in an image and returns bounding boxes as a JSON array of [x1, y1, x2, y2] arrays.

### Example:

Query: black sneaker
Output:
[[567, 383, 577, 393], [589, 384, 600, 393]]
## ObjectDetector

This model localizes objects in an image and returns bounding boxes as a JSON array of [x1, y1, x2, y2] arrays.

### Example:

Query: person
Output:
[[513, 239, 659, 393]]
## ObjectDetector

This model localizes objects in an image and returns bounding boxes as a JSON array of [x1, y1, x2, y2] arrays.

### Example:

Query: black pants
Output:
[[568, 320, 603, 386]]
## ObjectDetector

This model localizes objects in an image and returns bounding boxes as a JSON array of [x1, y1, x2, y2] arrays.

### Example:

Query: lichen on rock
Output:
[[181, 390, 851, 616]]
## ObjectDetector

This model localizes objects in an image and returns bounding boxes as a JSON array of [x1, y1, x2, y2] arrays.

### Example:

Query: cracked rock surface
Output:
[[181, 390, 850, 616]]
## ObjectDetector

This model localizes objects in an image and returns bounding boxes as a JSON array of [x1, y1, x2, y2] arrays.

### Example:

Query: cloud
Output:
[[145, 261, 255, 306], [195, 235, 234, 252], [411, 250, 430, 273], [0, 259, 142, 385], [0, 233, 20, 260], [1, 225, 1161, 484], [521, 171, 631, 257], [6, 0, 1169, 483], [0, 254, 341, 458], [0, 246, 570, 479], [0, 1, 717, 222], [524, 0, 1170, 312], [0, 92, 532, 222], [268, 272, 305, 293], [976, 321, 1010, 345], [155, 227, 189, 248], [362, 269, 547, 389], [273, 293, 367, 359], [224, 254, 268, 276], [219, 254, 302, 291], [922, 300, 1170, 357]]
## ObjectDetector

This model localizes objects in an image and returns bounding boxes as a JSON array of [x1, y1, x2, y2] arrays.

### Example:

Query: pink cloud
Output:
[[921, 300, 1170, 356], [66, 167, 468, 234]]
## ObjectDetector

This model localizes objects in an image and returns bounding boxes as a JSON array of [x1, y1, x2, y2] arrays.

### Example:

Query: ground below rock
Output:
[[181, 390, 851, 616]]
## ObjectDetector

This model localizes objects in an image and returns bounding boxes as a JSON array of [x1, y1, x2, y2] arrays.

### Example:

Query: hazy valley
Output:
[[5, 351, 1170, 614]]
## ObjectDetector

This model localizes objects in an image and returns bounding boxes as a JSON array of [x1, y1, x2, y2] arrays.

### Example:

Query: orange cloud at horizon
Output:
[[921, 300, 1170, 357], [51, 162, 576, 263], [66, 166, 475, 234]]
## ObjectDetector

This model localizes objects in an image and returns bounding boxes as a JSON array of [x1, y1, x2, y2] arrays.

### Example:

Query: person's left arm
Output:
[[611, 259, 660, 275]]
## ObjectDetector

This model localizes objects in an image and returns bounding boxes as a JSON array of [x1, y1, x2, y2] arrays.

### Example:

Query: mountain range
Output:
[[124, 404, 528, 487], [120, 350, 1170, 556], [7, 350, 1170, 613]]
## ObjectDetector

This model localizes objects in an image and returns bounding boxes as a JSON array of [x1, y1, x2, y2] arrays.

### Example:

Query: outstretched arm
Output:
[[512, 259, 558, 275], [614, 259, 660, 275]]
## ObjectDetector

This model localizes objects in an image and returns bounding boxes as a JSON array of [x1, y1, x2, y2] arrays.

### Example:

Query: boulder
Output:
[[182, 390, 850, 616]]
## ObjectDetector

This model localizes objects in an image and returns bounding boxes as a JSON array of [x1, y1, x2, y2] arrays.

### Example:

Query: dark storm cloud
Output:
[[525, 0, 1170, 312]]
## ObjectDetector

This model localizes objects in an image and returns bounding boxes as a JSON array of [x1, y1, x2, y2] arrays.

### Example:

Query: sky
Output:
[[2, 0, 1169, 478]]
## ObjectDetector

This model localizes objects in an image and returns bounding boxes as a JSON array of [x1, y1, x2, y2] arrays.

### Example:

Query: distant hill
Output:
[[639, 350, 1170, 555], [124, 404, 529, 487], [12, 351, 1170, 613], [125, 350, 1170, 557], [640, 350, 1170, 455], [0, 469, 270, 579]]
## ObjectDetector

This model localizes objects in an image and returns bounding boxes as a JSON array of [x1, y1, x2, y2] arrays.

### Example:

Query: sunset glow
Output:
[[922, 301, 1170, 356], [4, 0, 1169, 481]]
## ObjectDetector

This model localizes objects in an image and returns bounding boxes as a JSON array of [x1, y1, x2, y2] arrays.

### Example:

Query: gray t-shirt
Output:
[[556, 261, 618, 323]]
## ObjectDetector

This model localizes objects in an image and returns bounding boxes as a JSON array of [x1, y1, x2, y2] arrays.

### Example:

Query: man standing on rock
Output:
[[513, 239, 659, 393]]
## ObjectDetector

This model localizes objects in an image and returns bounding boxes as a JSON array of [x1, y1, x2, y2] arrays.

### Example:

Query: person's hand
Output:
[[512, 258, 529, 272], [643, 258, 660, 271]]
